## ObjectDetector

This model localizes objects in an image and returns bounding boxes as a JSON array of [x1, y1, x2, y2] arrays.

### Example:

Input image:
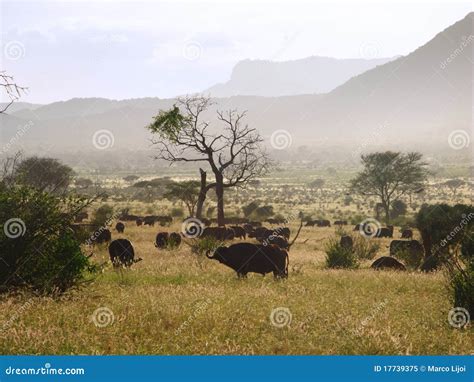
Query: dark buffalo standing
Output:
[[143, 216, 156, 226], [264, 235, 289, 250], [371, 256, 406, 271], [94, 228, 112, 244], [207, 243, 288, 278], [115, 222, 125, 233], [375, 226, 394, 238], [155, 232, 169, 248], [136, 218, 143, 226], [230, 226, 246, 239], [389, 240, 424, 258], [305, 220, 316, 227], [401, 229, 413, 239], [279, 227, 291, 240], [109, 239, 141, 267], [334, 220, 348, 226], [317, 219, 331, 227]]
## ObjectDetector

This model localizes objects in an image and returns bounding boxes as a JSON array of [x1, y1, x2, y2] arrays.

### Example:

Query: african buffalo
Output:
[[155, 232, 169, 248], [375, 225, 394, 238], [136, 218, 143, 226], [109, 239, 142, 267], [230, 226, 246, 239], [143, 216, 156, 226], [334, 220, 348, 226], [371, 256, 406, 271], [94, 228, 112, 244], [207, 243, 288, 278], [401, 229, 413, 239], [115, 222, 125, 233]]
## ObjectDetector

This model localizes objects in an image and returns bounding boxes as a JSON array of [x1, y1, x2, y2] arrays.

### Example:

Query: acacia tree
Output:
[[164, 181, 201, 217], [147, 96, 271, 226], [350, 151, 428, 224]]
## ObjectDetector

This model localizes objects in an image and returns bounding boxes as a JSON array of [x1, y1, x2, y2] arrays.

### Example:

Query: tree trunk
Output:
[[195, 168, 207, 219], [215, 173, 225, 227], [383, 200, 390, 224]]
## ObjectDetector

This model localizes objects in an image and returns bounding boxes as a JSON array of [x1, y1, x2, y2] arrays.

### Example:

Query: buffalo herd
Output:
[[80, 217, 432, 275]]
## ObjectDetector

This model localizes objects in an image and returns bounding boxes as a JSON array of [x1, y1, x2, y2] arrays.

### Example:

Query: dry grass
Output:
[[0, 223, 471, 355]]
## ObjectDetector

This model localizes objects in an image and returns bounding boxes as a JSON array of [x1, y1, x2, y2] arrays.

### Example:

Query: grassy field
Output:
[[1, 223, 471, 355]]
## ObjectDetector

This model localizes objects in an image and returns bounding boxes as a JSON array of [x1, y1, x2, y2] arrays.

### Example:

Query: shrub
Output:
[[325, 239, 359, 269], [170, 207, 184, 217], [445, 252, 473, 318], [91, 204, 115, 227], [352, 236, 380, 260], [0, 185, 95, 294], [416, 204, 474, 257], [392, 248, 423, 269]]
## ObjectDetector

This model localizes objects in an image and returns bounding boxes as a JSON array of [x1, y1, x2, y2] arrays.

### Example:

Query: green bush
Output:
[[352, 236, 380, 260], [324, 239, 359, 269], [91, 204, 115, 227], [170, 207, 184, 217], [0, 185, 95, 294], [392, 248, 423, 269], [446, 257, 473, 317]]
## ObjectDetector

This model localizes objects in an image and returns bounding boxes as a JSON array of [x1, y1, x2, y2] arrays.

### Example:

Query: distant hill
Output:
[[0, 13, 471, 156], [205, 56, 397, 97]]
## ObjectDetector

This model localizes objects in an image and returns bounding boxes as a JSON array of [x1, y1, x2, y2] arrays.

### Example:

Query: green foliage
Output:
[[325, 239, 359, 269], [242, 201, 259, 217], [446, 253, 473, 317], [164, 181, 200, 216], [147, 105, 188, 141], [16, 156, 74, 194], [391, 199, 407, 218], [392, 249, 424, 269], [350, 151, 428, 223], [352, 236, 380, 260], [170, 207, 184, 217], [416, 204, 474, 257], [0, 185, 94, 294], [253, 205, 274, 220], [91, 204, 115, 227], [189, 236, 222, 256]]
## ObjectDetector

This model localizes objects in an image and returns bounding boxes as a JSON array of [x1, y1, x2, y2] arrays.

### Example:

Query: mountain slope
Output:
[[206, 56, 397, 97], [0, 13, 471, 154]]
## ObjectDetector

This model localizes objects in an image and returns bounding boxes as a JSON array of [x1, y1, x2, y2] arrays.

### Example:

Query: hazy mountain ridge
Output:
[[0, 13, 471, 155], [206, 56, 398, 97]]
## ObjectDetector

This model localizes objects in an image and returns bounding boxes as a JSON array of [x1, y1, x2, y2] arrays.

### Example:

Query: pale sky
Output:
[[0, 0, 471, 103]]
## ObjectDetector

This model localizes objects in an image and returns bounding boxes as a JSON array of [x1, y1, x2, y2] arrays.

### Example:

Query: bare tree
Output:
[[147, 95, 271, 226], [1, 71, 27, 113]]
